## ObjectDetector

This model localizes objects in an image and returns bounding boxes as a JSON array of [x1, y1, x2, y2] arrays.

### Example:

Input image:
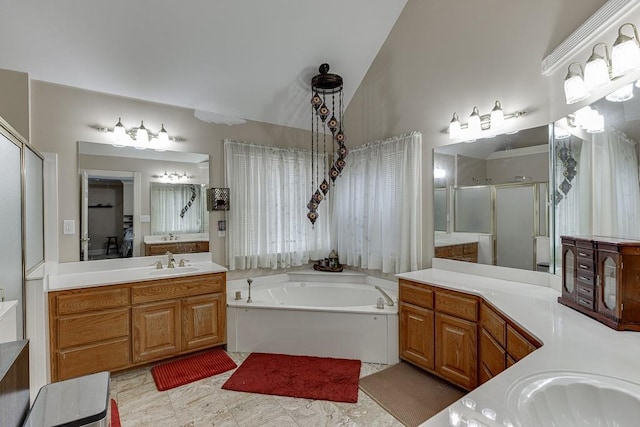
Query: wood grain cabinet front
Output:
[[399, 279, 542, 391], [49, 272, 226, 382]]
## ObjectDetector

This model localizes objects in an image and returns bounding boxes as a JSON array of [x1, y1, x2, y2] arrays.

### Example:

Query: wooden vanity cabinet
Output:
[[144, 241, 209, 256], [49, 272, 226, 382], [400, 279, 541, 391], [399, 280, 478, 390], [559, 236, 640, 331], [49, 285, 132, 382]]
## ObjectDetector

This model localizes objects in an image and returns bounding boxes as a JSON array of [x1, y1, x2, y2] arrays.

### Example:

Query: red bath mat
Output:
[[110, 399, 121, 427], [151, 348, 237, 391], [222, 352, 361, 403]]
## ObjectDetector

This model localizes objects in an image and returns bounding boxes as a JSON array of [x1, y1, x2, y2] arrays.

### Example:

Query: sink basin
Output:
[[506, 371, 640, 427], [148, 267, 199, 276]]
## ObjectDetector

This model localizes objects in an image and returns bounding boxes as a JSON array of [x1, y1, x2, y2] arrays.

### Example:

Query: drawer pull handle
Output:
[[579, 299, 590, 305], [580, 288, 592, 294], [579, 276, 590, 281], [579, 252, 588, 257], [579, 264, 589, 269]]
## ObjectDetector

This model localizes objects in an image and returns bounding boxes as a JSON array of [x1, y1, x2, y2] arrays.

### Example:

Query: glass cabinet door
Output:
[[601, 256, 618, 312], [563, 247, 575, 298]]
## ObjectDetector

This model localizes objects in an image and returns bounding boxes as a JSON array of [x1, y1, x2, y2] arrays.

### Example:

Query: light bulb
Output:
[[564, 63, 589, 104], [612, 24, 640, 77], [449, 113, 461, 139], [490, 100, 504, 130]]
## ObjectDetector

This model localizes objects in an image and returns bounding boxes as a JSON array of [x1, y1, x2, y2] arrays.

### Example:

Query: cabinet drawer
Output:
[[57, 337, 130, 381], [132, 273, 224, 304], [436, 291, 478, 322], [576, 271, 594, 286], [506, 325, 536, 362], [54, 286, 130, 315], [479, 328, 506, 377], [577, 295, 594, 310], [399, 281, 434, 309], [577, 283, 594, 298], [480, 303, 506, 347], [577, 258, 594, 273], [57, 308, 129, 348]]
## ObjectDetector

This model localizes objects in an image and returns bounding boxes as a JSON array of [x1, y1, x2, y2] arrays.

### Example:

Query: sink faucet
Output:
[[169, 233, 175, 240], [246, 277, 253, 303], [179, 259, 189, 267], [166, 251, 175, 268], [153, 260, 163, 269], [375, 286, 394, 306]]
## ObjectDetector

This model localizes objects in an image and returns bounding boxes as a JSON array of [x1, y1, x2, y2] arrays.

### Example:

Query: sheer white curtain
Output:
[[224, 140, 330, 270], [150, 183, 204, 234], [592, 127, 640, 238], [331, 132, 422, 274]]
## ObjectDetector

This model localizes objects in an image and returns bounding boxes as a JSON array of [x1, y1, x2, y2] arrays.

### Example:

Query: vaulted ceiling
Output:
[[0, 0, 407, 129]]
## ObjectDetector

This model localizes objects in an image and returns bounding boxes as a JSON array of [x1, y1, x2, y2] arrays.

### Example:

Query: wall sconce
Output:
[[208, 188, 230, 211], [447, 101, 525, 140], [152, 171, 192, 182], [584, 43, 611, 90], [564, 63, 590, 104], [612, 23, 640, 78], [97, 118, 184, 151]]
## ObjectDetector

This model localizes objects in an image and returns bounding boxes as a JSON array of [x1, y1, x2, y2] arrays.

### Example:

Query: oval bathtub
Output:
[[226, 272, 399, 364]]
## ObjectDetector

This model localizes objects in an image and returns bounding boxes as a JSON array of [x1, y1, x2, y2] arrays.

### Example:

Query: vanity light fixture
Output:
[[447, 101, 525, 140], [611, 23, 640, 78], [605, 82, 634, 102], [569, 105, 605, 134], [100, 118, 182, 151], [564, 62, 589, 104], [584, 43, 612, 90]]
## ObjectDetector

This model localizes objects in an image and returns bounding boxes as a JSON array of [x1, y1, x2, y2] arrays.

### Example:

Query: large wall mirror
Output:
[[552, 84, 640, 274], [78, 141, 209, 260], [433, 126, 551, 271]]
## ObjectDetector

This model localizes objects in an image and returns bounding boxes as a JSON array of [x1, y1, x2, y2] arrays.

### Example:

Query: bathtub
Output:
[[226, 270, 399, 364]]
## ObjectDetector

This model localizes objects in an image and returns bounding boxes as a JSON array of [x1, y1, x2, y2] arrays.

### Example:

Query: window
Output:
[[225, 140, 330, 270]]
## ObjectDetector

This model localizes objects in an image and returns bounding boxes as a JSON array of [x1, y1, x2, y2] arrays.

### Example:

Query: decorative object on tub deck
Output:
[[151, 348, 237, 391], [222, 352, 361, 403], [313, 249, 343, 272], [307, 63, 348, 225]]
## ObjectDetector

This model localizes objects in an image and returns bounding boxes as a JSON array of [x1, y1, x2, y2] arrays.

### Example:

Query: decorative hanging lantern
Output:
[[308, 63, 347, 225]]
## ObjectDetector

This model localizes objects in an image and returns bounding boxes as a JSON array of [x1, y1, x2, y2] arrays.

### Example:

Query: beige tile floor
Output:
[[111, 352, 404, 427]]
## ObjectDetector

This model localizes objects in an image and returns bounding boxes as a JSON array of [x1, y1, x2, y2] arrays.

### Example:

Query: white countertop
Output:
[[396, 268, 640, 427], [46, 253, 226, 291]]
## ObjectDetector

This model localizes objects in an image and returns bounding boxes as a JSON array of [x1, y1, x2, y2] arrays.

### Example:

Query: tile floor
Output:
[[111, 352, 404, 427]]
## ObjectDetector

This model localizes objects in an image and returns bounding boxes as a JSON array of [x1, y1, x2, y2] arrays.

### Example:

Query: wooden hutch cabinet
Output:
[[559, 236, 640, 331]]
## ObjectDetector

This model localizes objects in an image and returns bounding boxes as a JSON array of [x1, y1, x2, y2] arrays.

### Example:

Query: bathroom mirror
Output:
[[78, 141, 209, 260], [433, 125, 550, 271], [552, 84, 640, 275]]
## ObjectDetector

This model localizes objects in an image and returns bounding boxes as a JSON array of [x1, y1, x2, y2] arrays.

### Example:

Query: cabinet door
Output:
[[435, 312, 477, 390], [399, 304, 435, 370], [479, 328, 506, 385], [562, 245, 577, 301], [132, 300, 181, 362], [597, 253, 621, 319], [182, 294, 225, 350]]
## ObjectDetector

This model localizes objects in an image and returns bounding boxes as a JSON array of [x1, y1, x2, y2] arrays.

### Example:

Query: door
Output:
[[0, 131, 23, 338], [182, 294, 225, 350], [495, 185, 536, 270], [597, 252, 621, 319], [400, 304, 435, 370], [562, 244, 577, 302], [435, 312, 477, 390], [132, 300, 181, 362]]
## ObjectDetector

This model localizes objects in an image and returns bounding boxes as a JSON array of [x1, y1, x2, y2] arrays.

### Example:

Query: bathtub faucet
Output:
[[375, 286, 394, 307], [246, 277, 253, 303]]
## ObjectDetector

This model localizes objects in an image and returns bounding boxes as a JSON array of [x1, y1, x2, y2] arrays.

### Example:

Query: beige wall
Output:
[[344, 0, 607, 268], [0, 69, 30, 140], [30, 81, 311, 264], [487, 152, 549, 185]]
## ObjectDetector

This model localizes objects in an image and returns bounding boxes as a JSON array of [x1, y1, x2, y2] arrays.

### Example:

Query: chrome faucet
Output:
[[246, 277, 253, 303], [179, 259, 189, 267], [153, 260, 163, 269], [375, 286, 394, 306], [166, 251, 175, 268]]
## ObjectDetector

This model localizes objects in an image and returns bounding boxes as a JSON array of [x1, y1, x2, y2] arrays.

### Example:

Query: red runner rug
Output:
[[151, 348, 237, 391], [110, 399, 121, 427], [222, 353, 361, 403]]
